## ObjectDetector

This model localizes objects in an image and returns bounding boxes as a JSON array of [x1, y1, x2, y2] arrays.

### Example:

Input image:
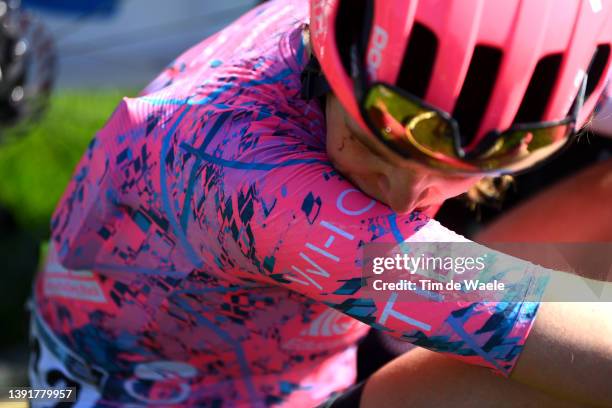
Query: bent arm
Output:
[[475, 160, 612, 405], [201, 124, 548, 376], [241, 154, 612, 404], [174, 104, 606, 397]]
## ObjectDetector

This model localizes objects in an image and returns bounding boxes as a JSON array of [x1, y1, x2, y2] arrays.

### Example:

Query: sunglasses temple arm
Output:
[[571, 75, 588, 120]]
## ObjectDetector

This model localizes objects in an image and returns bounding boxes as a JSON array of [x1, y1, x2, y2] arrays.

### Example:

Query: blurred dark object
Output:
[[0, 0, 56, 143], [0, 0, 55, 362], [21, 0, 120, 17], [356, 330, 416, 383], [0, 204, 39, 348]]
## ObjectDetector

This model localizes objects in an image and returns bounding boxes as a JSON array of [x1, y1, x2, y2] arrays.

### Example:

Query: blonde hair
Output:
[[466, 175, 515, 211]]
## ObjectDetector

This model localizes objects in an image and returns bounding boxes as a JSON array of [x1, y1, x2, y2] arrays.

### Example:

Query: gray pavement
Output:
[[31, 0, 256, 88]]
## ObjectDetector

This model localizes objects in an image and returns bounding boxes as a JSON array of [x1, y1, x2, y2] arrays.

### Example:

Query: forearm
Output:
[[512, 275, 612, 406], [474, 159, 612, 404]]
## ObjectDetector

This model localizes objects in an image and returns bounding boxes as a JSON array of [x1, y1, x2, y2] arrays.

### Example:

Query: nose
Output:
[[377, 169, 436, 214]]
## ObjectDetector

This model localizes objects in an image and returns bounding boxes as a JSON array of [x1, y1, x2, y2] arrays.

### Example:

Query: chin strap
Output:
[[300, 55, 331, 100]]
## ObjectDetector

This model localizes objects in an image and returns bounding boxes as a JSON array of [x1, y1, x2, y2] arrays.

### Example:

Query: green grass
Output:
[[0, 89, 136, 237]]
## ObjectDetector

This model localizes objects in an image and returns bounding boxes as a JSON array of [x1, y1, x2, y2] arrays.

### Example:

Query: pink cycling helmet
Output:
[[310, 0, 612, 149]]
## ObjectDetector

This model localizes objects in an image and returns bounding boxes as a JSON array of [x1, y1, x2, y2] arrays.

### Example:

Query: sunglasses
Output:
[[350, 44, 587, 175]]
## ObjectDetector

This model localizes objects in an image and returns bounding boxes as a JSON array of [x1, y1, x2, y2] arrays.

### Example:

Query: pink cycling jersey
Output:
[[33, 1, 547, 406]]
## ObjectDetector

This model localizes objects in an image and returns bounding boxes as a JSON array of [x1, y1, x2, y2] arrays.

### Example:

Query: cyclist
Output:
[[30, 0, 612, 406]]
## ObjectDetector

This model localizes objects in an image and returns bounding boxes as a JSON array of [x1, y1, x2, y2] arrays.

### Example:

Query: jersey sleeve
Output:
[[50, 99, 137, 270], [168, 105, 550, 377]]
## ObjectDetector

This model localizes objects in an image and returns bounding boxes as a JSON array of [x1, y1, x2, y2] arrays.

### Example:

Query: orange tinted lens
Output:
[[408, 111, 456, 156], [476, 124, 572, 171], [483, 125, 570, 158], [363, 84, 456, 158], [364, 84, 572, 173]]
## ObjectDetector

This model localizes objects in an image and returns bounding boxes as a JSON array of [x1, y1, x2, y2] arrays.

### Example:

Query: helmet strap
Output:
[[300, 55, 331, 100]]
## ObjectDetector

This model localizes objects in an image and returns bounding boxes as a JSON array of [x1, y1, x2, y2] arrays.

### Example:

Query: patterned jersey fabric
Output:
[[32, 1, 547, 406]]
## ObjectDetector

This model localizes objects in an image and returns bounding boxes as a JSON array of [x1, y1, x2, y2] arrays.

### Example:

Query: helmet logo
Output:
[[368, 26, 389, 81], [589, 0, 602, 13]]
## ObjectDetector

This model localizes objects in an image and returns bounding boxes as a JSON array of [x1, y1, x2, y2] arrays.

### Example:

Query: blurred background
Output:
[[0, 0, 610, 397]]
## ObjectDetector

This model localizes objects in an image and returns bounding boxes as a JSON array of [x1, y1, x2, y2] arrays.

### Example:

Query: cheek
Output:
[[325, 109, 349, 169], [325, 97, 384, 177], [326, 129, 379, 176], [325, 131, 352, 173]]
